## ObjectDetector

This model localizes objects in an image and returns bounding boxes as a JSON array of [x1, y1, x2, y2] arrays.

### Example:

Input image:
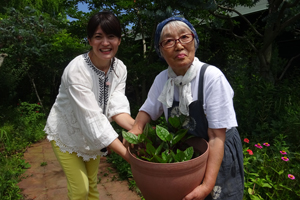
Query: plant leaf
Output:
[[153, 155, 166, 163], [156, 125, 172, 142], [183, 146, 194, 161], [170, 150, 177, 161], [144, 123, 156, 142], [171, 129, 188, 146], [141, 156, 152, 161], [155, 142, 164, 155], [122, 130, 139, 144], [161, 151, 168, 162], [146, 143, 156, 156], [168, 116, 181, 129], [138, 133, 150, 144], [249, 194, 262, 200], [279, 183, 292, 191], [174, 150, 185, 162]]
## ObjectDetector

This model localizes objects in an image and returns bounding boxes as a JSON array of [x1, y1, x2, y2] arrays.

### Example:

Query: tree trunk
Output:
[[27, 72, 46, 115], [258, 14, 276, 83]]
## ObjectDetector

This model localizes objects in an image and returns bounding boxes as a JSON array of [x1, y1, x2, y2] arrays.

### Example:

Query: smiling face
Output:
[[160, 22, 196, 76], [88, 26, 121, 70]]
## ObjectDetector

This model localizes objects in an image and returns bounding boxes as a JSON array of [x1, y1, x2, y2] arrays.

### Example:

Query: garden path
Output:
[[18, 139, 141, 200]]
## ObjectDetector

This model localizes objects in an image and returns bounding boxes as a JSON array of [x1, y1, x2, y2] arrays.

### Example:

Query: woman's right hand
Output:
[[122, 111, 151, 147]]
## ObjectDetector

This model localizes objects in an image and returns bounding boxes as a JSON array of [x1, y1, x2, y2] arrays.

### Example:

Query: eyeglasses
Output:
[[159, 33, 195, 49]]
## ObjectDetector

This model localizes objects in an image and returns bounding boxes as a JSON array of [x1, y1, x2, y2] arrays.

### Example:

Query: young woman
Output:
[[127, 16, 244, 200], [44, 11, 134, 199]]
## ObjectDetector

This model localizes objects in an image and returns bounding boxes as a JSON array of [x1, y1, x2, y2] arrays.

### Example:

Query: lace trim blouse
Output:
[[44, 53, 131, 161]]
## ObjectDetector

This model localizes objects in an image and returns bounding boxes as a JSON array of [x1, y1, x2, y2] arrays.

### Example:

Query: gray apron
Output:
[[168, 64, 244, 200]]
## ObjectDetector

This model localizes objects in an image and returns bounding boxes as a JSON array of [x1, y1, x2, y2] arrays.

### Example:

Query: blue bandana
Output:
[[154, 16, 199, 59]]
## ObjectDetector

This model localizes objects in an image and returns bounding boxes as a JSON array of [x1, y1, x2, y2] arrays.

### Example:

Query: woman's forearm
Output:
[[112, 113, 135, 131], [201, 128, 226, 195], [108, 138, 130, 163], [129, 111, 151, 135]]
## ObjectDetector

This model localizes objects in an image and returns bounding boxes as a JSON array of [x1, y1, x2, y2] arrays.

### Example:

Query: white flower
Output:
[[211, 186, 222, 199]]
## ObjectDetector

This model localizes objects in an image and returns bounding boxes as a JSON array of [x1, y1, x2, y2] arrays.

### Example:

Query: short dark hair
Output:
[[87, 11, 121, 39]]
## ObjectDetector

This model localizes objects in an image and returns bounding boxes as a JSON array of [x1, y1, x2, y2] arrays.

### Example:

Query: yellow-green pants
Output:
[[51, 140, 100, 200]]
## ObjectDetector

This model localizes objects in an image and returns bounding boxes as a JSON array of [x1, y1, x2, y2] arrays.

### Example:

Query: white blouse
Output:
[[44, 53, 131, 161], [140, 59, 238, 130]]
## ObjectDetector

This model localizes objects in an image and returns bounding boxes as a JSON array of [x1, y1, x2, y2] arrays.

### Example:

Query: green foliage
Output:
[[106, 151, 132, 181], [0, 154, 30, 200], [0, 6, 87, 107], [123, 115, 196, 163], [106, 150, 143, 196], [243, 135, 300, 200], [231, 64, 300, 149], [0, 102, 46, 199], [0, 0, 67, 17]]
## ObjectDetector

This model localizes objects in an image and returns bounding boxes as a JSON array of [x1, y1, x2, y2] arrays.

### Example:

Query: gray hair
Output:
[[159, 21, 197, 56]]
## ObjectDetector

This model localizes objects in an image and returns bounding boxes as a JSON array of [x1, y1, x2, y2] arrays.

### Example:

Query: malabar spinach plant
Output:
[[122, 115, 199, 163]]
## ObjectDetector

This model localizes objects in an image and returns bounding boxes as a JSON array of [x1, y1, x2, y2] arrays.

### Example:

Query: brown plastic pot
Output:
[[129, 137, 209, 200]]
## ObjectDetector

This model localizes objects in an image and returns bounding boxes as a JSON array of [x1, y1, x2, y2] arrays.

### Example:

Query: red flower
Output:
[[36, 111, 39, 113], [246, 149, 253, 155], [37, 102, 40, 105], [244, 138, 249, 143]]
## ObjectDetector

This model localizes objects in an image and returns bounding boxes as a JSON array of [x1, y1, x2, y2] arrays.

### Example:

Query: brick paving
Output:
[[18, 139, 141, 200]]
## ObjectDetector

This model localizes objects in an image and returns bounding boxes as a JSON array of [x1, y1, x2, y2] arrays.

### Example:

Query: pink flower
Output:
[[255, 143, 263, 149], [288, 174, 295, 180], [244, 138, 249, 143], [263, 143, 270, 147], [280, 150, 287, 155], [281, 156, 289, 161], [246, 149, 253, 155]]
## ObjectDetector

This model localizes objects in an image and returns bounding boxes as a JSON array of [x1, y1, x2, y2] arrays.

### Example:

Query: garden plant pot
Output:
[[129, 137, 209, 200]]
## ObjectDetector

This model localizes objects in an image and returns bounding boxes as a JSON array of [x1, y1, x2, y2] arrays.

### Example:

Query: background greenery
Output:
[[0, 0, 299, 199]]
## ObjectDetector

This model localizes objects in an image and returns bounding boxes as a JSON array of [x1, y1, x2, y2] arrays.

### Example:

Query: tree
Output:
[[0, 0, 67, 17], [202, 0, 300, 83], [0, 6, 87, 110]]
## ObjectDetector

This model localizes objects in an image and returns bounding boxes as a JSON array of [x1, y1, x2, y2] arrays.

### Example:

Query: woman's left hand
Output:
[[182, 184, 210, 200]]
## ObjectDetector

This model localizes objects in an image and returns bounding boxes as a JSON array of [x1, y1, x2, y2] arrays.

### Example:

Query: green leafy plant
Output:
[[0, 101, 46, 199], [243, 134, 299, 200], [122, 115, 198, 163]]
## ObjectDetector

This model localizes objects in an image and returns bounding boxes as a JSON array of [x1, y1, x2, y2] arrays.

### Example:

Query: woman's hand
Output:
[[182, 184, 211, 200], [122, 111, 151, 146], [108, 138, 130, 163], [183, 128, 226, 200]]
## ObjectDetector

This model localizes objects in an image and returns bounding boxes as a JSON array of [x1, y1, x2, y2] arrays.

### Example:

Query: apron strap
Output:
[[198, 63, 210, 102]]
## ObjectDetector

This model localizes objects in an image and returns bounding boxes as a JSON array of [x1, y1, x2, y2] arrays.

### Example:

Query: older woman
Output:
[[127, 17, 244, 200]]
